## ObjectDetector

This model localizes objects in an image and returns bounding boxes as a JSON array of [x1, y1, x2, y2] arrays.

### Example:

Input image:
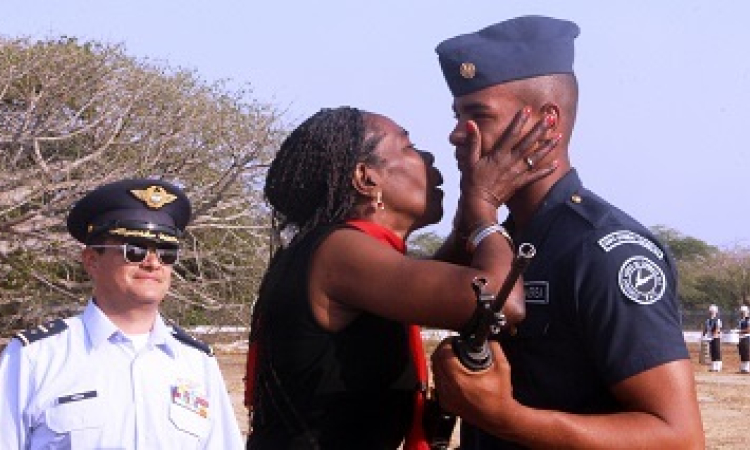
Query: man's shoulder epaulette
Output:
[[13, 319, 68, 346], [564, 189, 611, 227], [171, 326, 214, 357]]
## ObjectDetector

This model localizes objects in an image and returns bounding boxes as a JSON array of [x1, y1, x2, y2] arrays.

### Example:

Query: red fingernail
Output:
[[545, 114, 557, 129]]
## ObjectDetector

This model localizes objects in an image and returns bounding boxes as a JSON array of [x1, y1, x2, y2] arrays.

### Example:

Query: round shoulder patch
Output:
[[618, 255, 667, 305]]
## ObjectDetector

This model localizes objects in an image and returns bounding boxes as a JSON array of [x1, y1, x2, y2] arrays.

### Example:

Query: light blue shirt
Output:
[[0, 300, 243, 449]]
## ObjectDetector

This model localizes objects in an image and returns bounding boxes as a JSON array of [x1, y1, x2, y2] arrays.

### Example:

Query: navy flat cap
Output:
[[67, 178, 191, 245], [436, 15, 580, 97]]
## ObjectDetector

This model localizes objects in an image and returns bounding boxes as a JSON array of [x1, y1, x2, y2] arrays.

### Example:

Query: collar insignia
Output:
[[130, 186, 178, 209], [460, 62, 476, 79]]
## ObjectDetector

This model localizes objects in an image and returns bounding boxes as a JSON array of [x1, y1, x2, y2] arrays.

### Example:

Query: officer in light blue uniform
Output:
[[0, 178, 243, 449], [431, 15, 702, 449]]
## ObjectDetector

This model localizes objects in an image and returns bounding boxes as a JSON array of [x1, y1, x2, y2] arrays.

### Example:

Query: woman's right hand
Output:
[[459, 106, 560, 222]]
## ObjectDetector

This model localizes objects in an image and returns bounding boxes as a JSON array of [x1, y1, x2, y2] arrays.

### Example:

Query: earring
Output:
[[375, 191, 385, 210]]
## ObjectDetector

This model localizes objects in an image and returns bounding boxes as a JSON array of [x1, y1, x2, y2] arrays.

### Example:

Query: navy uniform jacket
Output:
[[462, 169, 689, 449], [739, 317, 750, 335], [703, 317, 722, 338]]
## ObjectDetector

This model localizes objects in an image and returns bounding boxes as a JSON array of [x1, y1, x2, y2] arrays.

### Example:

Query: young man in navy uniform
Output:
[[430, 16, 704, 448], [0, 178, 243, 449]]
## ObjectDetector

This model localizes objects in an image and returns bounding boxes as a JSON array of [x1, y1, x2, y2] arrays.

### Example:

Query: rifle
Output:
[[452, 242, 536, 371], [424, 243, 536, 449]]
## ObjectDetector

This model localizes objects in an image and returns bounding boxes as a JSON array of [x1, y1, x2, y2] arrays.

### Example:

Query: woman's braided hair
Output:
[[264, 106, 383, 242], [248, 107, 383, 354]]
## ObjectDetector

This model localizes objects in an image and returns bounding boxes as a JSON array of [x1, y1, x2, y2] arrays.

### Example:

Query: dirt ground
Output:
[[217, 340, 750, 449]]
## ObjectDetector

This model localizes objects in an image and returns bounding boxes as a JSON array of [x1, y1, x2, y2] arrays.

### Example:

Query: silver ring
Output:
[[524, 157, 534, 170]]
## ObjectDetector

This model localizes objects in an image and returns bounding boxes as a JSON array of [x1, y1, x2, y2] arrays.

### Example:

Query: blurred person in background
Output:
[[704, 303, 723, 372], [738, 305, 749, 374]]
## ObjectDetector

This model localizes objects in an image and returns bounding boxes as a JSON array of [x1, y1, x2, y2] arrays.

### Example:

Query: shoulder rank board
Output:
[[171, 326, 214, 357], [14, 319, 68, 346]]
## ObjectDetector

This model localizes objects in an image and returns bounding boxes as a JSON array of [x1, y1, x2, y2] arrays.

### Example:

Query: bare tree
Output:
[[0, 36, 285, 333]]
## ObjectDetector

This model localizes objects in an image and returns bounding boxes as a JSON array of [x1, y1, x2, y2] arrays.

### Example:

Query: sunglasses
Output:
[[89, 243, 180, 265]]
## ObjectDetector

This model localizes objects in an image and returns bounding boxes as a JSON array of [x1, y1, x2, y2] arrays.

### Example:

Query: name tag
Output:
[[524, 281, 549, 304], [58, 390, 97, 405]]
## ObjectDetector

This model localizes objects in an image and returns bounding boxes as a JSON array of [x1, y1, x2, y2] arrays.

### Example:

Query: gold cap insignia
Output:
[[460, 62, 476, 79], [130, 185, 178, 209], [571, 194, 582, 204]]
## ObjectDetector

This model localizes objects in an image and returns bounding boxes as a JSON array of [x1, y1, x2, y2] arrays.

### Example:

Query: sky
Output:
[[2, 0, 749, 248]]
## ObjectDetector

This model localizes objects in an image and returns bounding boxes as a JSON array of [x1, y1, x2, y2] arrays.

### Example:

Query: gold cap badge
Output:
[[571, 194, 582, 204], [130, 185, 178, 209], [460, 62, 476, 79]]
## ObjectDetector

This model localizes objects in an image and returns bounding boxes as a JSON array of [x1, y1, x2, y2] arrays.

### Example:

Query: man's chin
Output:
[[131, 291, 167, 305]]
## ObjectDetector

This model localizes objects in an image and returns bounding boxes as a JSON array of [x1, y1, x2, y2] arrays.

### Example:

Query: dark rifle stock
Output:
[[424, 243, 536, 449], [452, 242, 536, 371]]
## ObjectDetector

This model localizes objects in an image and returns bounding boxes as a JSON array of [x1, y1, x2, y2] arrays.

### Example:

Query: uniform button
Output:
[[571, 194, 582, 204]]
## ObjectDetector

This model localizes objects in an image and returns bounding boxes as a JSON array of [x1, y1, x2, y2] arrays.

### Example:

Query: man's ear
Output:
[[81, 247, 98, 274], [351, 162, 380, 196]]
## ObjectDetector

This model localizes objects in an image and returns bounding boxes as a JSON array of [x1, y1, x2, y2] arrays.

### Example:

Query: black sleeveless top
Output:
[[248, 225, 416, 449]]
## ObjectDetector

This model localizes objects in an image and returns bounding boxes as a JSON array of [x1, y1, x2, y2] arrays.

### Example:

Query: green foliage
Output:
[[0, 36, 287, 333], [651, 225, 750, 317], [650, 225, 718, 261], [407, 231, 445, 258]]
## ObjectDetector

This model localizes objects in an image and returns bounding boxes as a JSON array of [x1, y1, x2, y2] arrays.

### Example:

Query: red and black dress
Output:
[[247, 223, 424, 449]]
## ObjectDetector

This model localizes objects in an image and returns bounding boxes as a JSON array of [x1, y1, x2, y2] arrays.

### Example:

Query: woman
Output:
[[247, 106, 558, 449]]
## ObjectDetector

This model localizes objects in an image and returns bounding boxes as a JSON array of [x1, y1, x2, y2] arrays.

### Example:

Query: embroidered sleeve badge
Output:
[[618, 256, 666, 305], [599, 230, 664, 259]]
